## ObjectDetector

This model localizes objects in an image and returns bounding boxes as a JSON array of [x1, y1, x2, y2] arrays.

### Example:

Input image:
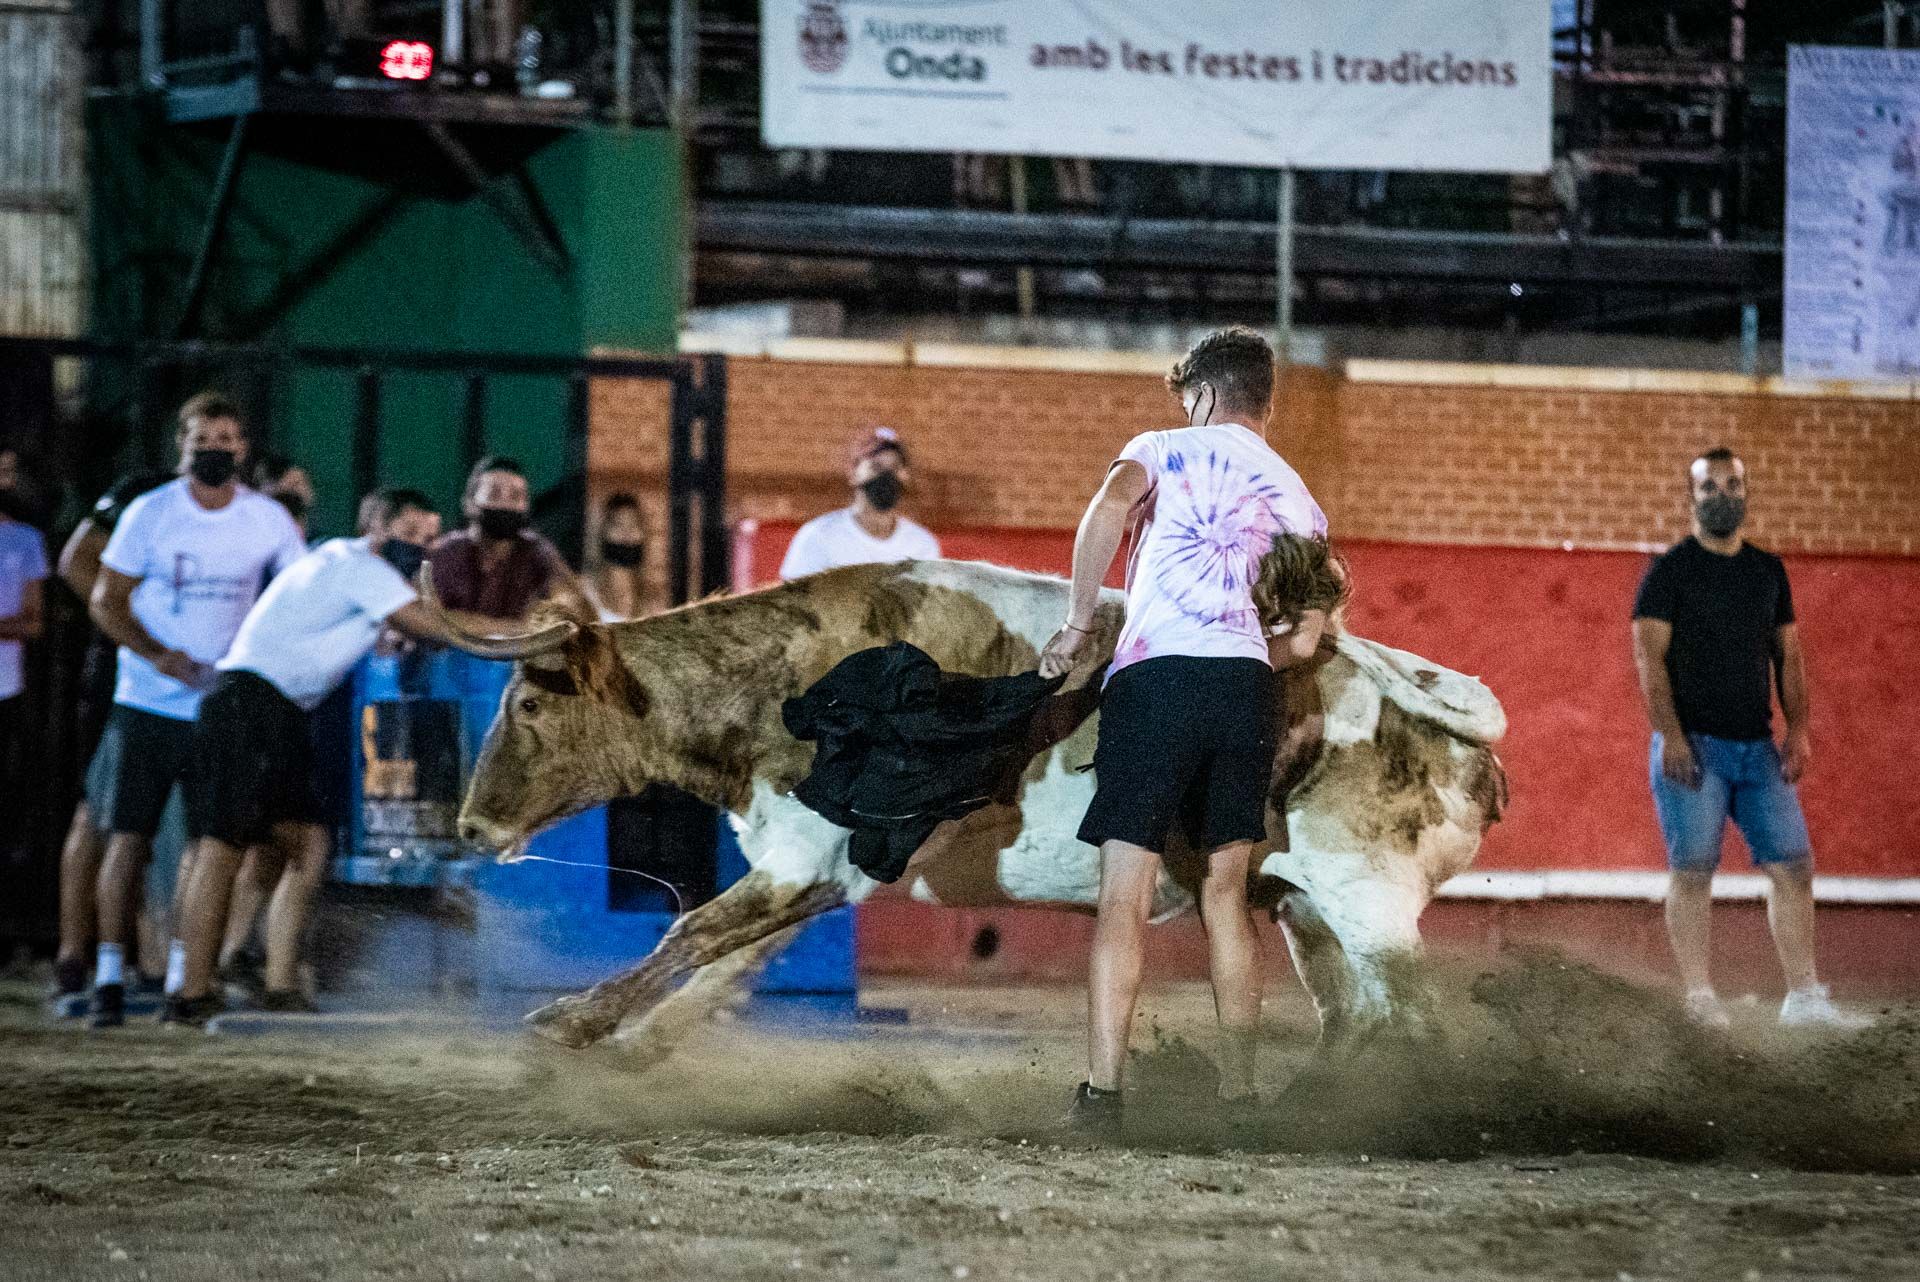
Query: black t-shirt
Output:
[[1632, 537, 1795, 741]]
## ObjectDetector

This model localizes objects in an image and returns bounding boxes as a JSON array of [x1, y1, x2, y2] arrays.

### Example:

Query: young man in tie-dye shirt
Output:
[[1040, 326, 1328, 1132]]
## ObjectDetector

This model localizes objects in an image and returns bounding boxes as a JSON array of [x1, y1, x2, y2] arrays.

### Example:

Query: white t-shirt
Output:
[[220, 538, 418, 711], [0, 518, 49, 701], [100, 478, 307, 720], [779, 508, 942, 580], [1109, 422, 1327, 679]]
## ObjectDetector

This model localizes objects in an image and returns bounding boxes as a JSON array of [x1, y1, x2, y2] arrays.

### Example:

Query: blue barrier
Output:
[[334, 649, 855, 1018]]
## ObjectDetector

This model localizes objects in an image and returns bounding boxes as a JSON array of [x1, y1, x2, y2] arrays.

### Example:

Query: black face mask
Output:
[[274, 491, 309, 524], [0, 487, 30, 524], [379, 538, 428, 581], [477, 507, 529, 540], [602, 539, 645, 568], [1696, 495, 1746, 538], [859, 472, 904, 512], [188, 448, 238, 488]]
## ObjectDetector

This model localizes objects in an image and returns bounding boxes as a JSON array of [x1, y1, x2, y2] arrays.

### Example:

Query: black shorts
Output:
[[184, 670, 325, 848], [86, 703, 196, 839], [1077, 656, 1279, 854]]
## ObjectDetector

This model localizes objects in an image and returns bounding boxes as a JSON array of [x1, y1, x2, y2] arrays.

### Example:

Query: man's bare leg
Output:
[[93, 833, 147, 971], [178, 838, 244, 1003], [219, 848, 276, 973], [1762, 860, 1818, 994], [261, 823, 328, 998], [1196, 840, 1261, 1098], [1664, 870, 1716, 995], [1087, 840, 1162, 1093], [55, 803, 104, 987]]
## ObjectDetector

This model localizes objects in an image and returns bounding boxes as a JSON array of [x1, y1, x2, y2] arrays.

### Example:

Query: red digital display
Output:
[[379, 40, 435, 81]]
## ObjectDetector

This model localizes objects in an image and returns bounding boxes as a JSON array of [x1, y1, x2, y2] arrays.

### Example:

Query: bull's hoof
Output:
[[524, 995, 620, 1049]]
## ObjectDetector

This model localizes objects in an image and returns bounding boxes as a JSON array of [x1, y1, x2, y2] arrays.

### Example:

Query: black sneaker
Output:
[[52, 956, 87, 997], [218, 953, 265, 1000], [1064, 1082, 1124, 1140], [89, 982, 125, 1029], [159, 992, 225, 1028], [256, 989, 319, 1014]]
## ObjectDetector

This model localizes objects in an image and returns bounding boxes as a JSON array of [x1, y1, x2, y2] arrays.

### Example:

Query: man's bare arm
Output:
[[89, 567, 205, 686], [386, 600, 535, 646], [1064, 461, 1148, 628], [1038, 461, 1148, 680], [1775, 622, 1812, 782], [0, 577, 41, 641], [1633, 617, 1700, 788], [58, 520, 107, 602]]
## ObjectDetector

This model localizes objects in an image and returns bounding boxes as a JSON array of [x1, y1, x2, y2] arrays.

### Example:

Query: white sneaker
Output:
[[1683, 989, 1732, 1030], [1779, 985, 1875, 1031]]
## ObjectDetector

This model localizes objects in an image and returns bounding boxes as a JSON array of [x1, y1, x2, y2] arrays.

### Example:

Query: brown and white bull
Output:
[[430, 559, 1507, 1057]]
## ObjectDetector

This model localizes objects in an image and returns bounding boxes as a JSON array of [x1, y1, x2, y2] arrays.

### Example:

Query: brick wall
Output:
[[590, 348, 1920, 558]]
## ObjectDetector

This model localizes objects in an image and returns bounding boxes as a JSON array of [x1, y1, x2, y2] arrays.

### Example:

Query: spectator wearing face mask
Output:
[[587, 492, 649, 621], [425, 456, 580, 626], [779, 428, 941, 580], [83, 393, 307, 1028]]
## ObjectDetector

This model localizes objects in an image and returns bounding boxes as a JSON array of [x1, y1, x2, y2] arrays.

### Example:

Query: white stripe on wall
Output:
[[1437, 871, 1920, 905]]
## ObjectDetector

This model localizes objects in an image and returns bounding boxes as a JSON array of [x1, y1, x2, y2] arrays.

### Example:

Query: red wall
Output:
[[736, 523, 1920, 879]]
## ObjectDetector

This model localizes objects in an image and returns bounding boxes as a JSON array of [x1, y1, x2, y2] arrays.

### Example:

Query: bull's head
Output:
[[417, 568, 656, 856]]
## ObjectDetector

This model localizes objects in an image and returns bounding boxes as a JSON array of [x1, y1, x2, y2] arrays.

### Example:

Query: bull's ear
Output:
[[561, 626, 650, 717]]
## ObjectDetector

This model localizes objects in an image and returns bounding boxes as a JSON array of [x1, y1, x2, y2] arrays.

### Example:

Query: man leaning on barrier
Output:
[[164, 489, 515, 1026]]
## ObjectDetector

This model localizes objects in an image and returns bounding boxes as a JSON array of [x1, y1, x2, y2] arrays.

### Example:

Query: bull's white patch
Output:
[[730, 779, 879, 900]]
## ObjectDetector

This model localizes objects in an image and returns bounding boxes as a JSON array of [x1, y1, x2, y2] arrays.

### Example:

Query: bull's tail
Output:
[[1333, 633, 1507, 745]]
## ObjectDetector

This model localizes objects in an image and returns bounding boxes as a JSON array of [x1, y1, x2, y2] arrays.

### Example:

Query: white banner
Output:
[[761, 0, 1551, 173], [1785, 45, 1920, 381]]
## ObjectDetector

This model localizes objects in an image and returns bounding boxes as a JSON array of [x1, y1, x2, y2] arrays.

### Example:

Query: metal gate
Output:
[[0, 336, 728, 945]]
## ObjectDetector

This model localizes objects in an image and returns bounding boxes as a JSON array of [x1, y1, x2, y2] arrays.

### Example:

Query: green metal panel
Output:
[[87, 105, 682, 536]]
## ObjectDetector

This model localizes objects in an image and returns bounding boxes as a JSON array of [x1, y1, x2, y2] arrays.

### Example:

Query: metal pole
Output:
[[670, 0, 700, 316], [1887, 1, 1901, 49], [140, 0, 163, 89], [614, 0, 635, 128], [443, 0, 464, 67], [1011, 157, 1035, 321], [669, 0, 699, 133], [1275, 166, 1296, 398]]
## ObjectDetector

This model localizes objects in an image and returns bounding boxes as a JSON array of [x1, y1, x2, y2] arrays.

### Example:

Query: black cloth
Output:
[[1632, 537, 1795, 742], [783, 642, 1064, 883], [1077, 656, 1279, 853], [184, 670, 325, 847], [90, 471, 175, 537], [87, 703, 195, 838]]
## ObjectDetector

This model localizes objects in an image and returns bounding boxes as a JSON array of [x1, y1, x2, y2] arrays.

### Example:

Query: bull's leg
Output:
[[608, 925, 803, 1071], [1276, 854, 1438, 1056], [525, 872, 843, 1049], [1274, 890, 1356, 1051]]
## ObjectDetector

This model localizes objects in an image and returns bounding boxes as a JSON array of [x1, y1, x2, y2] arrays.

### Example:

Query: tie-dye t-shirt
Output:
[[1108, 423, 1326, 679]]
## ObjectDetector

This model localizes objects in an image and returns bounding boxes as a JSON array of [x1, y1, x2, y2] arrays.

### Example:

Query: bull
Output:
[[429, 559, 1506, 1058]]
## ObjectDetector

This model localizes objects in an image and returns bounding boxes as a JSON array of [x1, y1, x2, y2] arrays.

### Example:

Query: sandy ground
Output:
[[4, 953, 1919, 1282]]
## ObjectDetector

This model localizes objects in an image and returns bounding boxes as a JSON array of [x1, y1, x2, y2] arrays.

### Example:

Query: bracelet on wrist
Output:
[[1063, 621, 1094, 634]]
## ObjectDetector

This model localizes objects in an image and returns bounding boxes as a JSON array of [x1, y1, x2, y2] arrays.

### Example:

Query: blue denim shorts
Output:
[[1649, 732, 1813, 872]]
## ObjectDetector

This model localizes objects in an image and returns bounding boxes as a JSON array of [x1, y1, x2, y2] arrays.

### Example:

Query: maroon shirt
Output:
[[427, 528, 569, 620]]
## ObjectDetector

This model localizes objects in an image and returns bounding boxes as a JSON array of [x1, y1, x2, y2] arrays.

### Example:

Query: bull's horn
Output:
[[416, 562, 578, 661]]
